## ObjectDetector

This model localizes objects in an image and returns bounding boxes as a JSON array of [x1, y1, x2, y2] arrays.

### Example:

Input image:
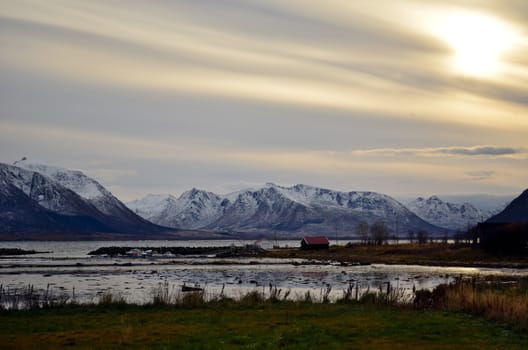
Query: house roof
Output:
[[302, 236, 329, 245]]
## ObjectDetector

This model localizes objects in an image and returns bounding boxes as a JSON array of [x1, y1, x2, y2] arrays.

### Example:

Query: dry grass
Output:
[[263, 243, 528, 268], [413, 277, 528, 331], [97, 290, 126, 305], [444, 279, 528, 330], [0, 284, 72, 310]]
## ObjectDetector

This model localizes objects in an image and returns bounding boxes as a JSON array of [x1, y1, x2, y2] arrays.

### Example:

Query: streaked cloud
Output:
[[351, 146, 524, 158], [1, 1, 527, 126], [465, 171, 497, 181], [438, 146, 520, 156], [1, 0, 527, 199]]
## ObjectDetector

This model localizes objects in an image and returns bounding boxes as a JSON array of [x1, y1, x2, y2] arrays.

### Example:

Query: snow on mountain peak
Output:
[[1, 160, 166, 234], [10, 158, 143, 220], [179, 188, 216, 201], [126, 194, 178, 219], [407, 195, 487, 230], [0, 162, 100, 216], [127, 188, 227, 229], [13, 158, 108, 201]]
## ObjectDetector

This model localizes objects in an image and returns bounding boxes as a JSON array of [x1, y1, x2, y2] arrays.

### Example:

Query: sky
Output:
[[1, 0, 528, 201]]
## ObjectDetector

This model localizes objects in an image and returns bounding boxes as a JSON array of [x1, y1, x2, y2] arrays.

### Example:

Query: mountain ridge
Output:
[[487, 189, 528, 223], [0, 161, 168, 236], [2, 159, 518, 239], [406, 196, 489, 230], [127, 183, 445, 237]]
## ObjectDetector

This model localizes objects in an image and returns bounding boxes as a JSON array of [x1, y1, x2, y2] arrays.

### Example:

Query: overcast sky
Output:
[[1, 0, 528, 201]]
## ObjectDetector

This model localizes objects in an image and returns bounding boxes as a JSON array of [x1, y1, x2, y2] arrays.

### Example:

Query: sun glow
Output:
[[433, 11, 518, 76]]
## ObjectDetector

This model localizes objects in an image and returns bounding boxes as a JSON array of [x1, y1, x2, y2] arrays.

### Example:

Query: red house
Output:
[[300, 236, 330, 250]]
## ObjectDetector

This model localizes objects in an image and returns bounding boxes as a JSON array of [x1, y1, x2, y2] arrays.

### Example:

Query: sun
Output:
[[433, 11, 518, 76]]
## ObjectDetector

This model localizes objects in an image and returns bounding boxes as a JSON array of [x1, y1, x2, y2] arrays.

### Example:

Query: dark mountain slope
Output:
[[487, 189, 528, 223]]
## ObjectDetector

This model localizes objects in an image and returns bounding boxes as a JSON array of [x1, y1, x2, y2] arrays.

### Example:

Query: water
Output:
[[0, 239, 303, 259], [1, 240, 527, 304]]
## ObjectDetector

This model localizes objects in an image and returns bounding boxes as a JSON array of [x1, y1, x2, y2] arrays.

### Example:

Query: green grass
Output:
[[0, 303, 527, 349]]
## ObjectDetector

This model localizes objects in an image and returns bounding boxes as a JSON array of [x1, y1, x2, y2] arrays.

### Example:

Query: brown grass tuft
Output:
[[417, 277, 528, 331]]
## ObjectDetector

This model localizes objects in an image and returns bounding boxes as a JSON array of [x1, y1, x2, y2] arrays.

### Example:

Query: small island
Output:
[[0, 248, 43, 256]]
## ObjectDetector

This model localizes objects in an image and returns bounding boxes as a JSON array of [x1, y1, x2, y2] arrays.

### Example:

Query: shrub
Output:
[[151, 281, 174, 306], [239, 290, 265, 306], [180, 291, 205, 308], [98, 290, 126, 305]]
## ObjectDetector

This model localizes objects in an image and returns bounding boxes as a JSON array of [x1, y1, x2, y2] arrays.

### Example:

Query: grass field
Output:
[[263, 243, 528, 268], [0, 302, 527, 349]]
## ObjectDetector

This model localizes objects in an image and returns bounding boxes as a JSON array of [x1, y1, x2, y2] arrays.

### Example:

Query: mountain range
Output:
[[127, 183, 445, 237], [0, 159, 519, 240]]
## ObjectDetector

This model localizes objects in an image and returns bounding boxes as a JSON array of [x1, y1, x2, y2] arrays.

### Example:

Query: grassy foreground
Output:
[[1, 302, 527, 349]]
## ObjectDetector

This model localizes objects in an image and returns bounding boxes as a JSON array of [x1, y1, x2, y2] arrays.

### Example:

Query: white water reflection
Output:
[[1, 241, 527, 304]]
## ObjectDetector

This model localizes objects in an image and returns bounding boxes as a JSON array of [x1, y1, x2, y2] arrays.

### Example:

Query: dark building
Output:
[[473, 189, 528, 254], [300, 236, 330, 250]]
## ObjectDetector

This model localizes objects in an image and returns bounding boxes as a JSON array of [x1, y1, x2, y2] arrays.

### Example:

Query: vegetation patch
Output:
[[263, 243, 528, 268], [1, 302, 527, 349], [1, 276, 527, 349], [415, 276, 528, 331]]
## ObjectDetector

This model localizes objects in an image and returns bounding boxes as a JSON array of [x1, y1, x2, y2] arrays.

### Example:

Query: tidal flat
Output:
[[1, 241, 528, 304]]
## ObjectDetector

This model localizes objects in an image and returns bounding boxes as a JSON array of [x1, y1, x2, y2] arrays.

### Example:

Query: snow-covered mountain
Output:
[[0, 160, 167, 235], [1, 163, 104, 218], [13, 158, 137, 219], [436, 194, 513, 214], [0, 178, 113, 234], [128, 183, 443, 237], [127, 194, 178, 221], [127, 189, 228, 229], [406, 196, 489, 231]]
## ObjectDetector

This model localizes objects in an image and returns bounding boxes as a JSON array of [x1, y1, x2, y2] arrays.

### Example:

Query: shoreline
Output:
[[261, 243, 528, 270], [2, 242, 528, 270]]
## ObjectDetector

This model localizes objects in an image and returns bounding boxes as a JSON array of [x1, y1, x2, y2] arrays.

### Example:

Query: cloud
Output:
[[1, 1, 528, 199], [1, 1, 528, 130], [465, 170, 497, 181], [437, 146, 520, 156], [351, 146, 523, 157]]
